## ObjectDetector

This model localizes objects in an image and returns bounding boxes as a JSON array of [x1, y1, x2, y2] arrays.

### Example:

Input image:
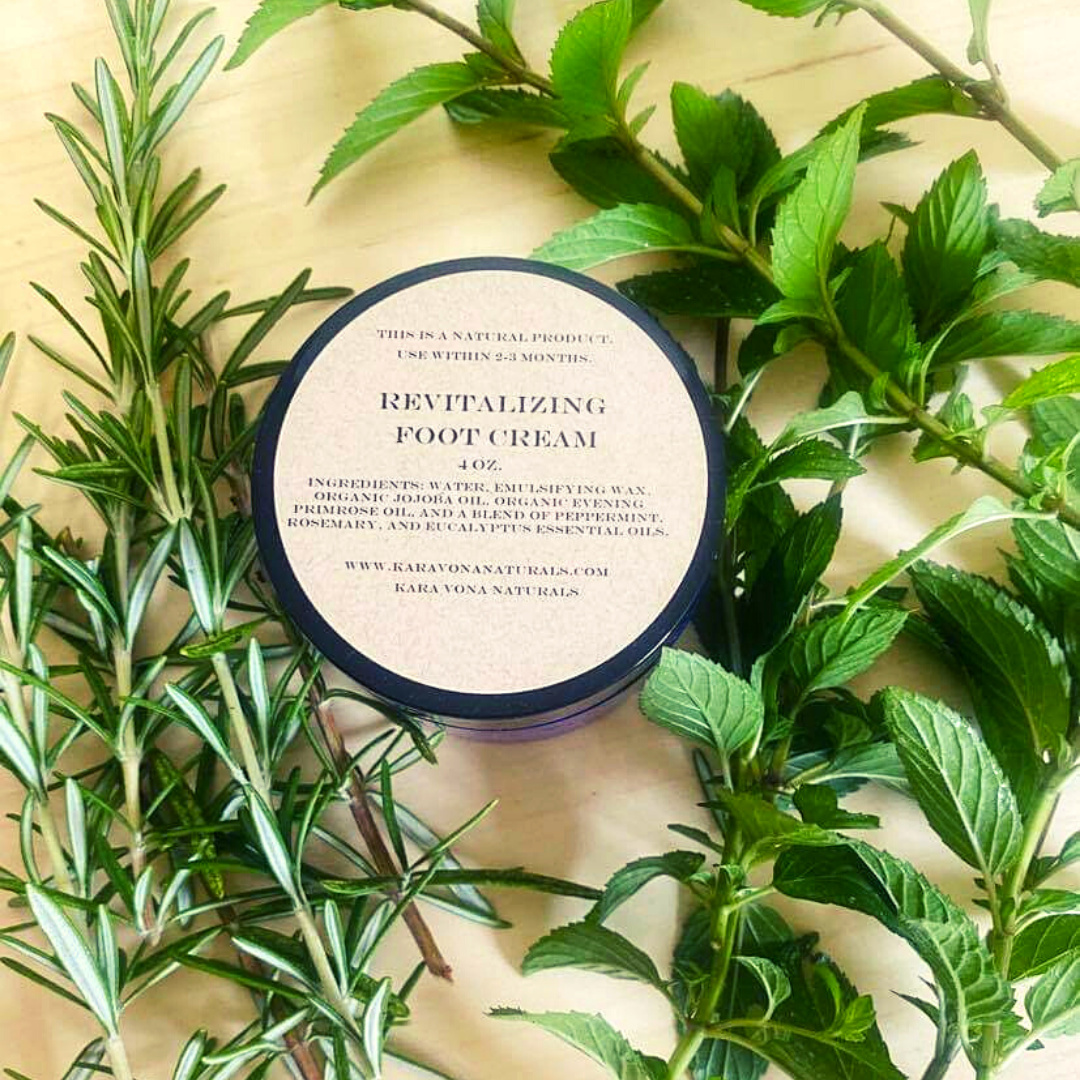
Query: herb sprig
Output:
[[0, 4, 598, 1079]]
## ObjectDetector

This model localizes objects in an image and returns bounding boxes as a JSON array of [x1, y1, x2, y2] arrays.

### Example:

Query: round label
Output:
[[255, 260, 720, 712]]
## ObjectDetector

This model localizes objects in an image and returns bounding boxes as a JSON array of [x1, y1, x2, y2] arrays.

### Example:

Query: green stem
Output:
[[147, 380, 184, 522], [397, 0, 554, 94], [210, 651, 272, 804], [855, 0, 1063, 172], [979, 769, 1070, 1071], [113, 643, 147, 877]]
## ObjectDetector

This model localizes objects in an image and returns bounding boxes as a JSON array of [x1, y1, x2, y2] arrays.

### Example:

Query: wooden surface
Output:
[[2, 1, 1080, 1078]]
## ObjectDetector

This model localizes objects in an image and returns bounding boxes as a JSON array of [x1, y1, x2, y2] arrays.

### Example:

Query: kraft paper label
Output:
[[271, 267, 711, 695]]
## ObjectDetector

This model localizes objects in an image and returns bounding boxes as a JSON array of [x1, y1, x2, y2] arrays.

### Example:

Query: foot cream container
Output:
[[253, 258, 724, 737]]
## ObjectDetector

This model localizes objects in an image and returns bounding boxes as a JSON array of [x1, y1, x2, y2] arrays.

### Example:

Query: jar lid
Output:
[[252, 258, 725, 722]]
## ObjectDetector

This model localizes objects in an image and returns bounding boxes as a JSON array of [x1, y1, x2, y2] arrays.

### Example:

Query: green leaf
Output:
[[771, 103, 865, 302], [721, 939, 905, 1080], [549, 138, 689, 213], [550, 0, 633, 120], [774, 392, 882, 448], [740, 496, 842, 659], [226, 0, 341, 68], [246, 790, 300, 903], [164, 684, 244, 784], [639, 648, 764, 756], [881, 688, 1023, 877], [775, 841, 1015, 1045], [708, 791, 830, 862], [732, 0, 830, 15], [490, 1010, 662, 1080], [966, 0, 992, 66], [788, 609, 907, 704], [1013, 518, 1080, 598], [477, 0, 521, 61], [1026, 952, 1080, 1038], [1010, 915, 1080, 979], [996, 218, 1080, 288], [792, 785, 880, 829], [147, 37, 224, 151], [1004, 354, 1080, 409], [618, 262, 778, 319], [26, 888, 117, 1036], [835, 242, 918, 373], [313, 63, 484, 196], [445, 88, 569, 127], [1036, 160, 1080, 217], [589, 851, 706, 924], [671, 84, 780, 195], [909, 560, 1071, 810], [902, 152, 990, 335], [822, 76, 981, 136], [844, 497, 1040, 613], [531, 203, 698, 271], [933, 310, 1080, 366], [758, 440, 865, 485], [734, 956, 791, 1020], [362, 976, 391, 1075], [522, 921, 665, 992], [802, 742, 908, 789]]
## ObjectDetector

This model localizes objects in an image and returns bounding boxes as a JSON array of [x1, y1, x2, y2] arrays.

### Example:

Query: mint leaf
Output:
[[966, 0, 992, 67], [639, 647, 764, 756], [775, 841, 1016, 1044], [788, 609, 907, 703], [1037, 160, 1080, 217], [550, 138, 689, 212], [775, 391, 881, 448], [589, 851, 706, 924], [741, 497, 842, 658], [618, 263, 779, 318], [881, 688, 1023, 877], [227, 0, 339, 69], [731, 938, 905, 1080], [522, 921, 666, 991], [630, 0, 668, 29], [1010, 915, 1080, 979], [1026, 952, 1080, 1039], [902, 152, 990, 335], [733, 0, 830, 15], [996, 218, 1080, 287], [550, 0, 633, 119], [844, 496, 1036, 612], [758, 440, 865, 485], [708, 791, 830, 862], [313, 63, 484, 195], [771, 104, 865, 303], [909, 560, 1071, 811], [822, 76, 981, 135], [446, 88, 570, 127], [835, 242, 919, 373], [671, 83, 780, 195], [477, 0, 522, 62], [734, 956, 791, 1019], [806, 743, 908, 790], [490, 1010, 663, 1080], [793, 785, 880, 830], [531, 203, 698, 270], [1013, 518, 1080, 598], [1004, 354, 1080, 409], [933, 310, 1080, 366]]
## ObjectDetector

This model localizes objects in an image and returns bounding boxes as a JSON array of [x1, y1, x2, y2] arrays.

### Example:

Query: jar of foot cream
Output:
[[252, 258, 724, 738]]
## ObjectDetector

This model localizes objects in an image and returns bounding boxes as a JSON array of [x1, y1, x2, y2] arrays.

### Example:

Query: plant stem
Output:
[[979, 768, 1070, 1071], [855, 0, 1063, 172], [36, 796, 76, 894], [147, 380, 184, 522], [105, 1034, 135, 1080], [210, 651, 272, 804], [397, 0, 554, 94], [311, 695, 453, 981], [114, 643, 147, 876]]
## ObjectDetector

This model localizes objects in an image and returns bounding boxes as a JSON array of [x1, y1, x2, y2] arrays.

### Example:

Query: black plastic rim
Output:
[[251, 257, 726, 722]]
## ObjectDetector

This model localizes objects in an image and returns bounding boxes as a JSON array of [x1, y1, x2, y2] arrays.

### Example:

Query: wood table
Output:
[[1, 1, 1078, 1077]]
